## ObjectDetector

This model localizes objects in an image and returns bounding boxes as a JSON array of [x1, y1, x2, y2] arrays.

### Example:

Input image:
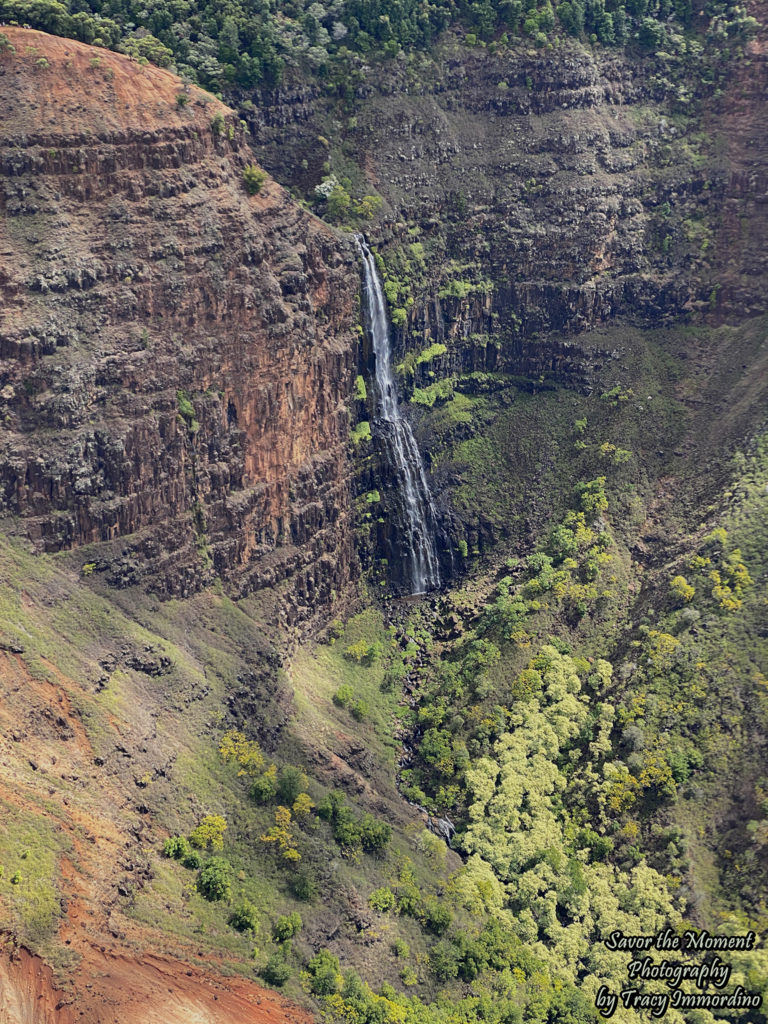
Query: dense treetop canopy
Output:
[[0, 0, 758, 93]]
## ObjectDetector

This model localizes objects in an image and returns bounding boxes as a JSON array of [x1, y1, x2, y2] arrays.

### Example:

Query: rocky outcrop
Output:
[[248, 40, 726, 354], [0, 30, 360, 626], [245, 30, 768, 579]]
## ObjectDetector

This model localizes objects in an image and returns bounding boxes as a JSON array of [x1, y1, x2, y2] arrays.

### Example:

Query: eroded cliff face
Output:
[[0, 29, 359, 626], [248, 33, 768, 373], [246, 29, 768, 569], [253, 47, 705, 335]]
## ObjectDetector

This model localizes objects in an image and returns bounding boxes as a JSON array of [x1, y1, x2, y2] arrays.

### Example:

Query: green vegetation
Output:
[[313, 177, 383, 224], [412, 379, 456, 407], [350, 420, 372, 445], [5, 0, 754, 98], [229, 899, 259, 934], [397, 343, 447, 378], [0, 376, 766, 1024], [196, 856, 232, 901], [304, 949, 343, 995], [189, 814, 227, 851], [273, 910, 302, 941], [0, 805, 68, 949], [176, 389, 200, 434], [317, 791, 391, 854], [0, 6, 766, 1009], [243, 163, 267, 194]]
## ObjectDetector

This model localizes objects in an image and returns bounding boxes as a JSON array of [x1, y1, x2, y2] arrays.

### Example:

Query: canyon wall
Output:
[[248, 35, 768, 375], [0, 30, 360, 626]]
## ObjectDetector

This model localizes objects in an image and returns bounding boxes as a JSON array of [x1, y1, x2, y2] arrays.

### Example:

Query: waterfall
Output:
[[356, 236, 441, 595]]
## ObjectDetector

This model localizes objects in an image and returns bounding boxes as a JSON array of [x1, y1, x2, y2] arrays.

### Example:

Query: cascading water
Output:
[[356, 236, 441, 595]]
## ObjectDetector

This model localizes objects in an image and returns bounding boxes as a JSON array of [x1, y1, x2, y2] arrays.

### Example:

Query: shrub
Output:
[[260, 807, 300, 861], [326, 182, 352, 221], [181, 849, 202, 869], [197, 857, 231, 901], [670, 575, 695, 604], [368, 887, 397, 912], [188, 814, 227, 851], [333, 683, 354, 707], [430, 940, 460, 980], [243, 163, 267, 194], [305, 950, 342, 995], [317, 792, 391, 854], [351, 421, 371, 444], [354, 194, 383, 220], [176, 389, 200, 433], [292, 793, 314, 818], [343, 640, 373, 664], [219, 730, 268, 777], [350, 700, 368, 721], [420, 897, 452, 936], [260, 954, 292, 986], [229, 899, 259, 934], [277, 766, 305, 806], [210, 113, 225, 135], [250, 764, 278, 803], [163, 835, 191, 860], [290, 870, 318, 902], [344, 638, 382, 663], [273, 911, 302, 941]]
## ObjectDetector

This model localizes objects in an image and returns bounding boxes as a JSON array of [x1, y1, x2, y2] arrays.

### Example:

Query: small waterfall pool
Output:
[[356, 236, 441, 596]]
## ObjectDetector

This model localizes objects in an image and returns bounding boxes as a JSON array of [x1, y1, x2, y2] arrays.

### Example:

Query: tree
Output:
[[219, 730, 265, 776], [305, 949, 342, 994], [251, 763, 278, 803], [273, 911, 302, 941], [260, 954, 291, 986], [277, 766, 306, 805], [119, 33, 174, 67], [670, 575, 695, 604], [189, 814, 227, 851], [260, 806, 300, 861], [292, 792, 314, 818], [326, 183, 352, 222], [163, 835, 192, 860], [229, 899, 259, 934], [243, 163, 267, 194], [197, 857, 231, 901]]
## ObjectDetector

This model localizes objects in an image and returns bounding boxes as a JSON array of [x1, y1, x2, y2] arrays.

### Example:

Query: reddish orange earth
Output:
[[0, 940, 314, 1024], [0, 649, 314, 1024]]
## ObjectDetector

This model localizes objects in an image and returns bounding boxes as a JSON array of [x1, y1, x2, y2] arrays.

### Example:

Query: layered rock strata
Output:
[[0, 30, 359, 623]]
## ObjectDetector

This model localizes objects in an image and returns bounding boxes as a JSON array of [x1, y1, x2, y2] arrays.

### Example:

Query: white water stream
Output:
[[357, 237, 441, 595]]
